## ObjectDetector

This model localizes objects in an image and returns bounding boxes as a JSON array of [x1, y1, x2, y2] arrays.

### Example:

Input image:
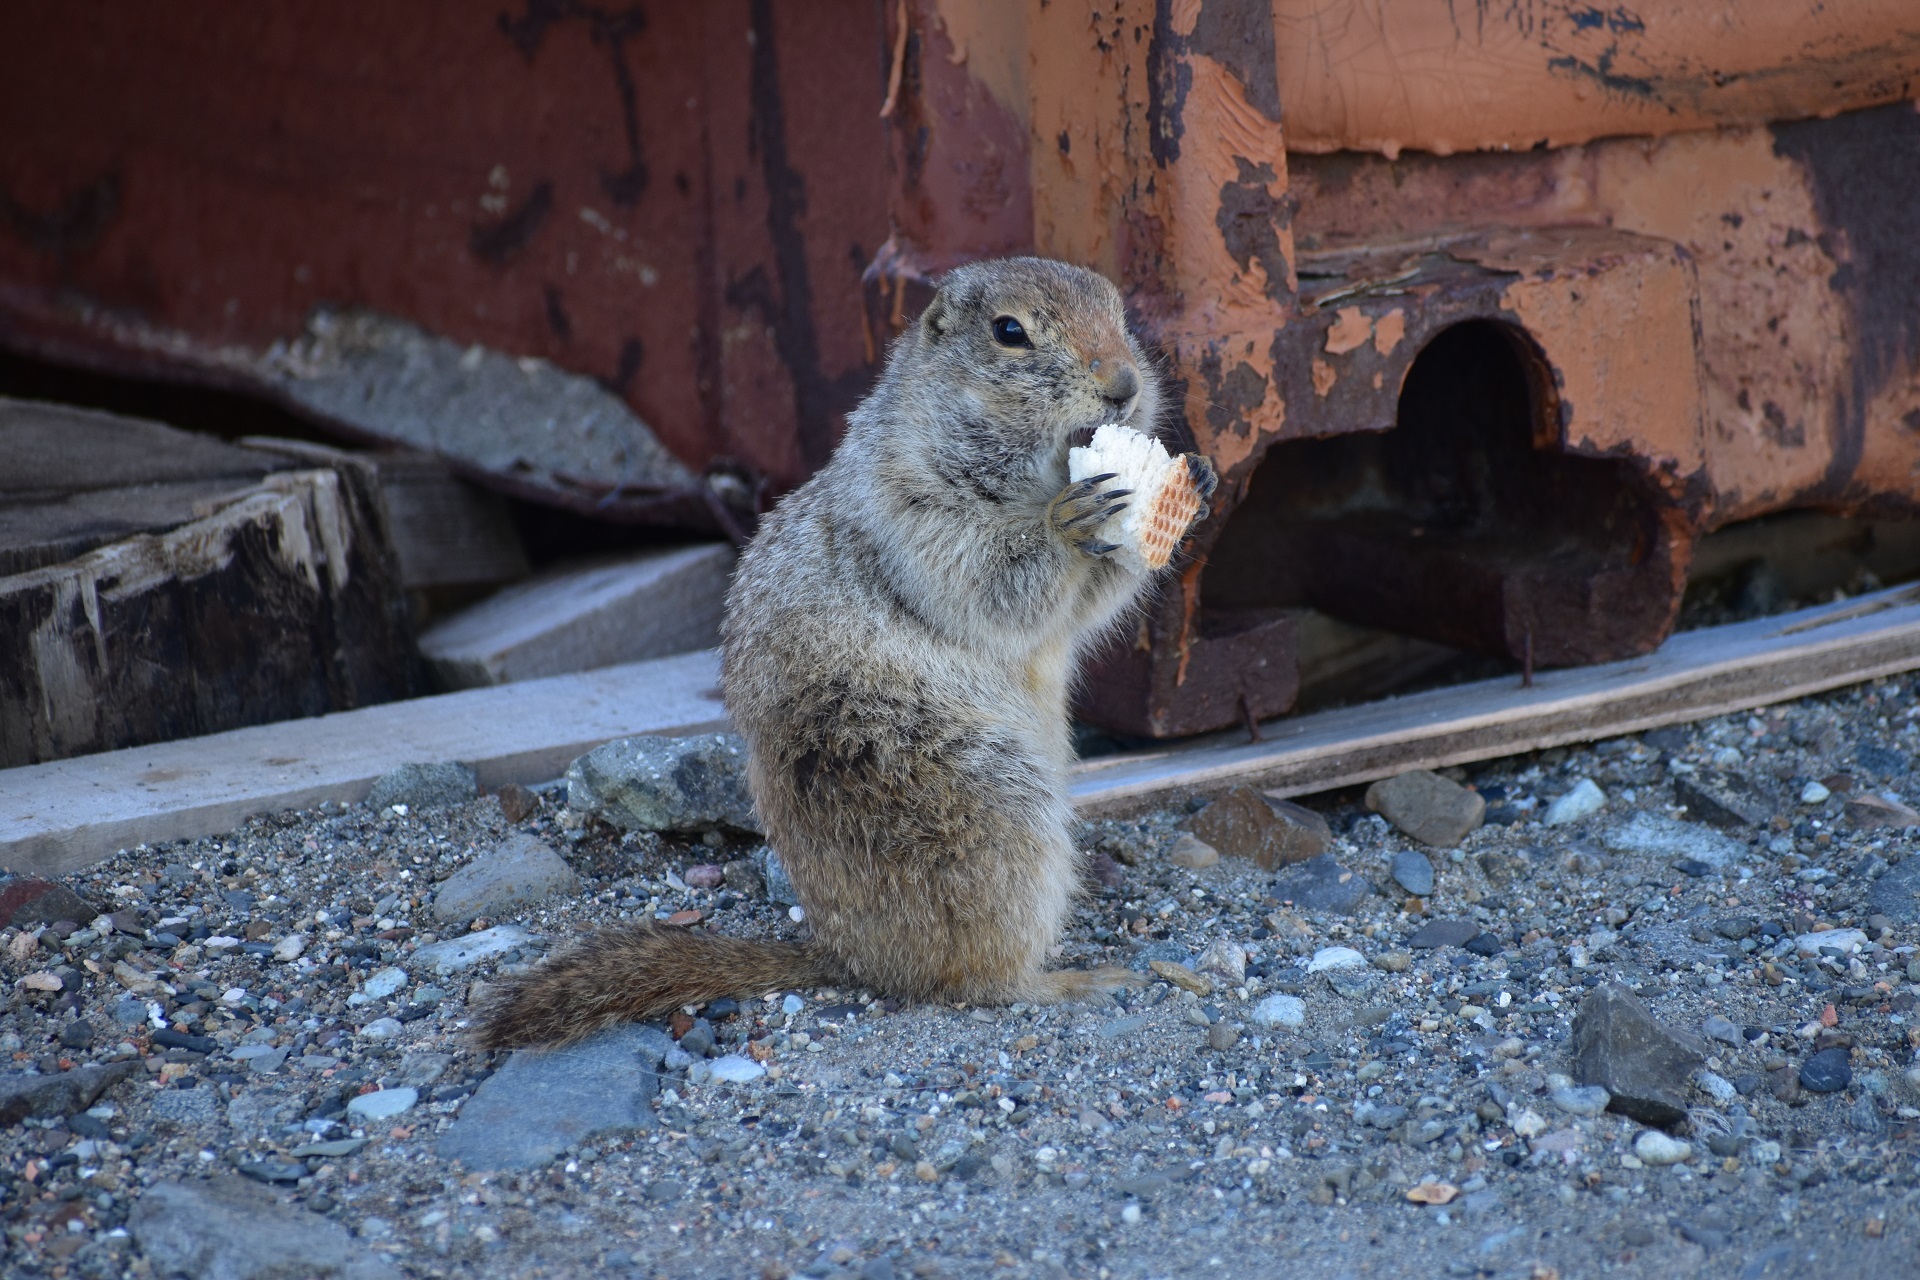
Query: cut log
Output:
[[245, 439, 529, 590], [0, 399, 418, 767], [418, 544, 734, 688]]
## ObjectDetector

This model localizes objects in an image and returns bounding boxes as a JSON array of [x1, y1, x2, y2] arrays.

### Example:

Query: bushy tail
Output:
[[473, 923, 841, 1050]]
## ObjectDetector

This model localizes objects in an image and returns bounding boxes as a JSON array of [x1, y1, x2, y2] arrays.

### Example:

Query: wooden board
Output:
[[1069, 583, 1920, 814], [0, 650, 726, 879], [419, 543, 734, 688], [8, 584, 1919, 881]]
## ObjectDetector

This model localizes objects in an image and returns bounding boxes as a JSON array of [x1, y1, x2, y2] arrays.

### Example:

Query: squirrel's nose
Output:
[[1100, 364, 1140, 412]]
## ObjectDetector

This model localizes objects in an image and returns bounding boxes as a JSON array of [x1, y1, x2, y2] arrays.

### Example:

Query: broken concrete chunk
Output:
[[432, 833, 581, 924], [420, 543, 735, 688], [1364, 770, 1485, 847], [1188, 785, 1330, 869], [1571, 983, 1705, 1129], [567, 733, 759, 834], [1543, 779, 1607, 826], [1671, 771, 1772, 831], [366, 761, 478, 812]]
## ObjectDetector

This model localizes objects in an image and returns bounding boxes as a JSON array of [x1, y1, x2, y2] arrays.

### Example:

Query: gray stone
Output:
[[1250, 994, 1305, 1030], [1550, 1086, 1610, 1117], [1544, 779, 1607, 826], [347, 1088, 417, 1121], [1855, 743, 1909, 779], [1389, 850, 1435, 897], [130, 1177, 401, 1280], [366, 761, 477, 812], [1365, 771, 1485, 847], [1799, 1048, 1852, 1094], [438, 1024, 670, 1170], [1867, 855, 1920, 924], [758, 846, 800, 907], [151, 1087, 220, 1125], [1406, 919, 1480, 949], [396, 1053, 454, 1087], [227, 1087, 302, 1134], [1603, 812, 1745, 868], [1165, 834, 1221, 869], [0, 1061, 136, 1125], [432, 833, 581, 924], [1188, 787, 1331, 869], [1571, 983, 1705, 1129], [1701, 1015, 1744, 1047], [1270, 854, 1374, 914], [408, 924, 534, 975], [566, 732, 759, 833], [1672, 772, 1770, 832]]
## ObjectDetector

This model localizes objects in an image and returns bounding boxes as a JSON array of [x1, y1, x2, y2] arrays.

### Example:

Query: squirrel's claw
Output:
[[1184, 453, 1219, 500]]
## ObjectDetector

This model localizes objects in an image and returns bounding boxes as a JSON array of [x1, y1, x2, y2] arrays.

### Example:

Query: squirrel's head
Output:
[[906, 258, 1163, 477]]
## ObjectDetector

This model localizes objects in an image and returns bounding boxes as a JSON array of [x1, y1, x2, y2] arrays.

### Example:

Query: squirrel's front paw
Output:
[[1048, 472, 1133, 557], [1185, 453, 1218, 522]]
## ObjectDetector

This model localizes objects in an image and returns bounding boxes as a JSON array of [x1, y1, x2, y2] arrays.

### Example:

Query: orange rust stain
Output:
[[1324, 307, 1371, 355], [1372, 309, 1406, 356], [1311, 358, 1336, 398], [1492, 228, 1704, 497], [1274, 0, 1920, 157], [1591, 128, 1852, 523]]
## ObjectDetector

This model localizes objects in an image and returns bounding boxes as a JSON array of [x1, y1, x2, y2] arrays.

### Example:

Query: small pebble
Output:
[[1250, 994, 1305, 1030], [1544, 780, 1607, 826], [1633, 1130, 1692, 1165], [1799, 1048, 1852, 1094], [1549, 1086, 1610, 1117]]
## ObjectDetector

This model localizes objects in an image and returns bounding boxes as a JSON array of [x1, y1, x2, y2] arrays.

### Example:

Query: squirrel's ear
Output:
[[919, 290, 952, 339]]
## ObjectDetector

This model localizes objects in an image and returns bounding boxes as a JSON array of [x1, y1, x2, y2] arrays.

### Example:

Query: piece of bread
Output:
[[1067, 423, 1204, 573]]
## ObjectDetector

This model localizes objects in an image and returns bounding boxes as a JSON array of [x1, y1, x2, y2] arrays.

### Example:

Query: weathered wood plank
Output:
[[1069, 584, 1920, 814], [10, 585, 1919, 881], [419, 543, 734, 688], [0, 650, 726, 879]]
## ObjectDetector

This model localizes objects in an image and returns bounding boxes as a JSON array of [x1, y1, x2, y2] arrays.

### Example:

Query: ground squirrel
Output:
[[478, 257, 1215, 1048]]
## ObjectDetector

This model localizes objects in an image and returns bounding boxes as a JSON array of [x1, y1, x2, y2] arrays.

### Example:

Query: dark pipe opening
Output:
[[1204, 320, 1680, 668]]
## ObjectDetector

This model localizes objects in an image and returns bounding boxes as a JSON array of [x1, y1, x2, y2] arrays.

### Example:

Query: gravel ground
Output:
[[5, 678, 1920, 1280]]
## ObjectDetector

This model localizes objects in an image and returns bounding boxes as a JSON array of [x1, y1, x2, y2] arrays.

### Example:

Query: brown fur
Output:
[[476, 258, 1214, 1050]]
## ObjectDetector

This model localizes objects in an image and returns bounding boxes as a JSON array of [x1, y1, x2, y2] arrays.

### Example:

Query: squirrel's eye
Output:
[[991, 315, 1031, 348]]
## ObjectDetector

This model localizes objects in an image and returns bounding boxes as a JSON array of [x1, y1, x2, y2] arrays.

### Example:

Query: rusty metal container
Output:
[[5, 2, 1920, 739]]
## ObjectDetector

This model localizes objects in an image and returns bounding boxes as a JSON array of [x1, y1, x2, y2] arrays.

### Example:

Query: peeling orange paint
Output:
[[1324, 307, 1372, 355], [1274, 0, 1920, 158], [1311, 358, 1336, 397], [1486, 228, 1705, 493], [1372, 309, 1406, 356]]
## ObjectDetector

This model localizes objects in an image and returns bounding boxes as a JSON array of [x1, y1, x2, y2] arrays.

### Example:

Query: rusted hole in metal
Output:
[[1205, 320, 1679, 668]]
